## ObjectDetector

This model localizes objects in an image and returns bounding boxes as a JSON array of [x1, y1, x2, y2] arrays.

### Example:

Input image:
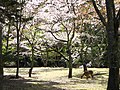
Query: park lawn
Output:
[[3, 67, 109, 90]]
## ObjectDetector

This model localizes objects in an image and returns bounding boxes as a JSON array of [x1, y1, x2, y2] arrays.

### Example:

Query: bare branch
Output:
[[47, 44, 69, 61], [70, 19, 75, 42], [48, 31, 67, 42], [53, 48, 69, 61], [22, 34, 32, 45], [91, 0, 106, 26], [61, 22, 70, 40]]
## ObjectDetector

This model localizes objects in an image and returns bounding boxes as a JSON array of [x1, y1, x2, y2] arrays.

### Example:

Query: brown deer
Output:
[[81, 70, 94, 79]]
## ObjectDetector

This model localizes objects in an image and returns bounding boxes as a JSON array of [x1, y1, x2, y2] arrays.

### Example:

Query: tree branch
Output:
[[91, 0, 106, 26], [53, 48, 69, 61], [61, 22, 70, 41], [48, 31, 67, 42], [47, 44, 69, 61], [70, 19, 75, 42], [23, 35, 32, 45]]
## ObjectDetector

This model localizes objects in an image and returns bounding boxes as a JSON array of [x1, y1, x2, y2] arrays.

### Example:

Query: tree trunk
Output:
[[29, 46, 34, 77], [29, 68, 33, 77], [107, 24, 119, 90], [0, 23, 3, 90], [0, 23, 3, 79], [68, 56, 72, 78], [16, 28, 20, 78], [106, 0, 119, 90], [83, 63, 87, 72], [68, 48, 73, 78], [92, 0, 119, 89]]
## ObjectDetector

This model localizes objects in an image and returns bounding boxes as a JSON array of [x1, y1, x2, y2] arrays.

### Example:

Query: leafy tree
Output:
[[0, 0, 33, 78], [43, 0, 81, 78], [0, 0, 13, 80], [70, 1, 107, 70], [20, 0, 48, 76], [0, 0, 26, 78], [22, 24, 44, 77], [12, 0, 25, 78], [37, 0, 107, 77], [8, 0, 33, 78], [91, 0, 120, 90]]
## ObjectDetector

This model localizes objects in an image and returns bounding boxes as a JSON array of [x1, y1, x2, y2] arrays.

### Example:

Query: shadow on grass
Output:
[[94, 72, 108, 76], [0, 75, 65, 90], [73, 72, 108, 85], [74, 71, 108, 79]]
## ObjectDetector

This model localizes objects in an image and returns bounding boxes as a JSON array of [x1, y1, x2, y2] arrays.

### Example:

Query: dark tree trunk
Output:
[[15, 1, 23, 78], [83, 63, 87, 72], [29, 68, 33, 77], [68, 48, 73, 78], [16, 28, 20, 78], [68, 57, 72, 78], [107, 68, 119, 90], [92, 0, 119, 89], [107, 25, 119, 90], [106, 0, 119, 90], [0, 23, 3, 79], [29, 46, 34, 77]]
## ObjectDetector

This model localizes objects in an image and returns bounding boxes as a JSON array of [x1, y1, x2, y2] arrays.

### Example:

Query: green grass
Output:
[[2, 67, 108, 90]]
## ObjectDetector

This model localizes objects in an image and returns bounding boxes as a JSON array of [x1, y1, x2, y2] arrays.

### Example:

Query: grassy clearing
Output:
[[2, 67, 108, 90]]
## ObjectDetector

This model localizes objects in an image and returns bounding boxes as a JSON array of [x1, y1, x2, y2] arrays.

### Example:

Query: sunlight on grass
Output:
[[4, 67, 108, 90]]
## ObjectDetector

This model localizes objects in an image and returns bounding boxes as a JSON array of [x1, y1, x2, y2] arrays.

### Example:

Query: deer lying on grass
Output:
[[81, 70, 94, 79]]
